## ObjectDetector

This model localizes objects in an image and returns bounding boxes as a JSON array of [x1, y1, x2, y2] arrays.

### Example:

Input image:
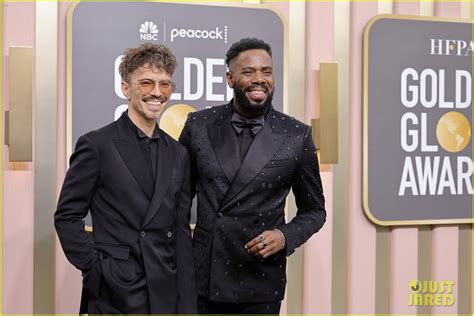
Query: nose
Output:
[[251, 71, 266, 84], [150, 81, 163, 96]]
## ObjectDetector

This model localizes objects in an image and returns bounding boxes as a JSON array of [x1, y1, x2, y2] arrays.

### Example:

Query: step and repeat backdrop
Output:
[[68, 2, 284, 146]]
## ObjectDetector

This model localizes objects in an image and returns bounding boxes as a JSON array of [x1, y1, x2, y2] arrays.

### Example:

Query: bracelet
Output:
[[274, 228, 286, 251]]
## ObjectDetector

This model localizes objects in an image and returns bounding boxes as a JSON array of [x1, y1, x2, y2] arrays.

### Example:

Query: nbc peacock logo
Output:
[[139, 21, 159, 41]]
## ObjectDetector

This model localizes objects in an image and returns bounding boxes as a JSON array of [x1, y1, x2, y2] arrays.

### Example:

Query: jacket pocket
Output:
[[94, 242, 130, 260], [265, 159, 291, 168]]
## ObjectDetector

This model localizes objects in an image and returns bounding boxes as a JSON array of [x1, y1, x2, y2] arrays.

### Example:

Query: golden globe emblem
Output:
[[436, 111, 471, 153], [159, 103, 197, 141]]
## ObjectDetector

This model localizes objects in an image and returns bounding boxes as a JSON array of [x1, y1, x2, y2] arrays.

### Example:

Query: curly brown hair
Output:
[[119, 43, 177, 82]]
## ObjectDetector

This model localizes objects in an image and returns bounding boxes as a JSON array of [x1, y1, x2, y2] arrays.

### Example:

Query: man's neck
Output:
[[127, 112, 156, 138]]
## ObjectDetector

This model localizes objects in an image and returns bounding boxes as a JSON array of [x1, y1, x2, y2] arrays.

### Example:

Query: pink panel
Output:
[[2, 2, 36, 314], [390, 227, 418, 314], [54, 2, 83, 313], [2, 171, 34, 313], [302, 3, 334, 312], [305, 1, 334, 123], [431, 226, 459, 314], [435, 1, 460, 18], [303, 171, 332, 314], [430, 2, 461, 314], [393, 2, 420, 15], [347, 2, 378, 314]]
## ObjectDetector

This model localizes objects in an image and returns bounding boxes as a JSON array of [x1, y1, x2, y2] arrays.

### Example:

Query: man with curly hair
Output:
[[55, 43, 197, 314]]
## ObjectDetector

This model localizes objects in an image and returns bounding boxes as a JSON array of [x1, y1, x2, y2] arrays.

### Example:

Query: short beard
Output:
[[233, 83, 273, 116]]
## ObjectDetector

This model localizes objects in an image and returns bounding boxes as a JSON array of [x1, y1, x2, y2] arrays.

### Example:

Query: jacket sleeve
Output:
[[54, 135, 99, 271], [176, 151, 198, 313], [277, 126, 326, 256], [178, 113, 197, 198]]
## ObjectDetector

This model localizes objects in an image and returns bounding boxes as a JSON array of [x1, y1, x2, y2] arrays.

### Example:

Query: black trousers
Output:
[[198, 296, 281, 315]]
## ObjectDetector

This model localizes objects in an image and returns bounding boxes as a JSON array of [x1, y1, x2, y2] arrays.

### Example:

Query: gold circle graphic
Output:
[[159, 103, 197, 141], [436, 111, 471, 153]]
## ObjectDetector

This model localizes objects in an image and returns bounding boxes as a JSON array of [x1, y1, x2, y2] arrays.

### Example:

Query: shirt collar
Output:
[[125, 111, 160, 141]]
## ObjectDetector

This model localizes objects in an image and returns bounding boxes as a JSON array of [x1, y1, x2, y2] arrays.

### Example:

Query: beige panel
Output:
[[375, 226, 391, 314], [378, 0, 393, 14], [286, 1, 306, 314], [420, 0, 434, 16], [8, 47, 33, 161], [460, 0, 471, 19], [34, 2, 58, 313], [5, 110, 9, 146], [458, 225, 472, 314], [319, 62, 338, 164], [331, 1, 350, 314]]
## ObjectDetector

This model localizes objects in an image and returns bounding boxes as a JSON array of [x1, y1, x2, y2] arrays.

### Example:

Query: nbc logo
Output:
[[139, 21, 159, 41]]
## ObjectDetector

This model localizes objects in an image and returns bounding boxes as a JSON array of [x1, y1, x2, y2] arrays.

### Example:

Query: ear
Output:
[[121, 81, 131, 99], [226, 71, 233, 88]]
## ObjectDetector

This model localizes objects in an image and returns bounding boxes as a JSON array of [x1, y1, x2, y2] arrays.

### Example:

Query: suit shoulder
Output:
[[270, 109, 310, 134], [79, 120, 116, 144], [187, 104, 230, 123]]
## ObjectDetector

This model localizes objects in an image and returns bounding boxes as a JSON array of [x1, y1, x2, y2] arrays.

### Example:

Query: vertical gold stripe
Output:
[[417, 225, 432, 315], [286, 1, 306, 313], [378, 0, 393, 14], [458, 225, 472, 315], [420, 0, 434, 17], [8, 47, 33, 161], [375, 226, 391, 314], [374, 3, 393, 314], [331, 1, 350, 314], [319, 63, 338, 164], [34, 2, 58, 313], [0, 1, 3, 312]]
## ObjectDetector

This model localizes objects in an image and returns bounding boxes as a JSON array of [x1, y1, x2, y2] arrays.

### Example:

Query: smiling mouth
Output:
[[143, 96, 167, 107], [246, 88, 268, 102]]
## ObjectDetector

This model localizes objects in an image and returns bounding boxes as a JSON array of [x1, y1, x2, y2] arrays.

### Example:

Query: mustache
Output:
[[142, 95, 168, 102]]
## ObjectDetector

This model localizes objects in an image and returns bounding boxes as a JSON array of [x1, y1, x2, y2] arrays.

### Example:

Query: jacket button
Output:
[[217, 212, 223, 218], [167, 231, 173, 238], [140, 231, 146, 237]]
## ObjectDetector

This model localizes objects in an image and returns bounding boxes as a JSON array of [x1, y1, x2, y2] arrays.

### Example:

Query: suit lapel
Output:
[[141, 131, 174, 228], [207, 107, 241, 183], [114, 114, 154, 200], [220, 108, 286, 209]]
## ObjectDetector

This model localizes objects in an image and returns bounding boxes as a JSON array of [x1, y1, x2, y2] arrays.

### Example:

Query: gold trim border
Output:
[[363, 14, 474, 226]]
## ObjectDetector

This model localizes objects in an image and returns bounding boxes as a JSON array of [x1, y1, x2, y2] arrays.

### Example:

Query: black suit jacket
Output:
[[179, 103, 326, 303], [55, 113, 197, 314]]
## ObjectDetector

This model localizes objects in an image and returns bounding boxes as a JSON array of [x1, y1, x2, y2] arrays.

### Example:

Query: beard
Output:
[[233, 83, 273, 116]]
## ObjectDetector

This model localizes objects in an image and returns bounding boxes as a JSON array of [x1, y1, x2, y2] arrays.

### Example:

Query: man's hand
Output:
[[245, 229, 285, 259]]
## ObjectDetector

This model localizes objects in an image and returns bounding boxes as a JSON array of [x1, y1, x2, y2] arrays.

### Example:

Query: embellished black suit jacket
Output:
[[179, 103, 326, 303], [55, 113, 197, 314]]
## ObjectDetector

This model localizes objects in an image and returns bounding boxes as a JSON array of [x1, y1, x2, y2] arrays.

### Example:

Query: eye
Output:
[[242, 70, 253, 75], [160, 81, 171, 88], [264, 70, 273, 75], [139, 80, 153, 87]]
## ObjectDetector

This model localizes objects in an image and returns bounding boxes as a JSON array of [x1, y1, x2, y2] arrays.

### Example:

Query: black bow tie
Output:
[[231, 112, 264, 136]]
